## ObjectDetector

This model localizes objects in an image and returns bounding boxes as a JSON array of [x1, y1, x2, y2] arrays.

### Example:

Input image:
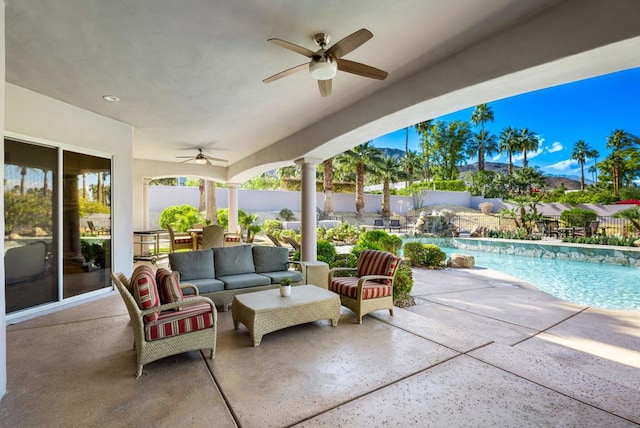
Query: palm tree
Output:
[[518, 128, 539, 168], [587, 164, 598, 184], [470, 104, 495, 171], [605, 129, 639, 198], [414, 120, 433, 180], [399, 150, 421, 187], [335, 141, 383, 217], [372, 155, 405, 217], [322, 158, 334, 215], [466, 130, 498, 171], [499, 126, 519, 175], [571, 140, 599, 190]]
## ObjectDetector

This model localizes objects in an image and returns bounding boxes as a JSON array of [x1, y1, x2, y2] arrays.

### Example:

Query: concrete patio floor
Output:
[[1, 266, 639, 427]]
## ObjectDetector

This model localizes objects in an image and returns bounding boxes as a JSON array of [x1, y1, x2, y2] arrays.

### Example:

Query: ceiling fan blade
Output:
[[318, 79, 332, 97], [263, 63, 308, 83], [179, 159, 193, 164], [268, 38, 315, 58], [326, 28, 373, 59], [337, 59, 388, 80], [204, 156, 228, 163]]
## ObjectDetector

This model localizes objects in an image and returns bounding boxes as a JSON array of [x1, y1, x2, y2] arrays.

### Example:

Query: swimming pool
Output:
[[407, 240, 640, 311]]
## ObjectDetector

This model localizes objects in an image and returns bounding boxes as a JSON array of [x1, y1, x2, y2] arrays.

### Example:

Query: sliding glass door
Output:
[[4, 139, 112, 313]]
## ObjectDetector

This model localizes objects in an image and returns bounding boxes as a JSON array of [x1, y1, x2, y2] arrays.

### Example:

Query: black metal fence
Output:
[[451, 213, 631, 236]]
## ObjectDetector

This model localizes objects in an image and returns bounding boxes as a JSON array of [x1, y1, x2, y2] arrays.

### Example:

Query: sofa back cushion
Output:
[[253, 246, 289, 273], [156, 268, 184, 307], [169, 249, 214, 281], [214, 245, 255, 277], [130, 265, 160, 322]]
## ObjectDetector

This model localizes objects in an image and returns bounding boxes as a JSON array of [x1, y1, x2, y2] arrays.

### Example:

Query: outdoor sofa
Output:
[[168, 245, 305, 310]]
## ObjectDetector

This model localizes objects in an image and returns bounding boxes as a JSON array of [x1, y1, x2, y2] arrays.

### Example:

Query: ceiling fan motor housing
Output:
[[309, 53, 337, 80]]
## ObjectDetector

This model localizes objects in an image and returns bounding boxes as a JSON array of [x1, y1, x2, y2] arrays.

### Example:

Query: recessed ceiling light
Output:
[[102, 95, 120, 102]]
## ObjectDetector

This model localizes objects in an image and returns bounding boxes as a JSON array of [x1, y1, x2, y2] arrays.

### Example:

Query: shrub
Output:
[[559, 208, 597, 227], [159, 204, 205, 232], [393, 262, 413, 301], [403, 242, 446, 268], [279, 208, 295, 221], [263, 219, 283, 238], [332, 253, 357, 269], [316, 240, 337, 265], [479, 202, 494, 214], [353, 230, 402, 256]]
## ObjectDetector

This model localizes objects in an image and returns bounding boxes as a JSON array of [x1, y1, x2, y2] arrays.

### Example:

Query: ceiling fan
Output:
[[263, 28, 388, 97], [176, 148, 228, 165]]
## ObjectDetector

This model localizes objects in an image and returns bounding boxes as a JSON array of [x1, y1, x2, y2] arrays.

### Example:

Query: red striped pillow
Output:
[[156, 268, 184, 308], [130, 265, 160, 322], [356, 250, 400, 285]]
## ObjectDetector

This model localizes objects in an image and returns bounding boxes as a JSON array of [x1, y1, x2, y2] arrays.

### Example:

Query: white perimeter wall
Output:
[[148, 185, 475, 227]]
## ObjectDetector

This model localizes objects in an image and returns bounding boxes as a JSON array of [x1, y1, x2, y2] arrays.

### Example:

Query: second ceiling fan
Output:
[[263, 28, 388, 97]]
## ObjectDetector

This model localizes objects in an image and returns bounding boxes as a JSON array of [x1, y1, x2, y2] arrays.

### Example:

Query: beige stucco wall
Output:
[[3, 84, 135, 316]]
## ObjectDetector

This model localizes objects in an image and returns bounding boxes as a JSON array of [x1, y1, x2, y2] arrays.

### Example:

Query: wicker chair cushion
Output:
[[156, 268, 184, 306], [356, 250, 400, 285], [145, 299, 214, 341], [130, 265, 160, 322], [329, 277, 392, 300]]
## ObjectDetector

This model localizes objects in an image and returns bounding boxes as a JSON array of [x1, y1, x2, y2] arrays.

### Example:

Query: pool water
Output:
[[417, 243, 640, 311]]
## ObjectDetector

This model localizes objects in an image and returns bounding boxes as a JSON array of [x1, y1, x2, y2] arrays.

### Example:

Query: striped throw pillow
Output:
[[130, 265, 160, 322], [156, 268, 184, 308]]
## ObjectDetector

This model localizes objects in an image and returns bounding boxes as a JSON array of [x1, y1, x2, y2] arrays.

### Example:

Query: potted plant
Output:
[[279, 278, 292, 297]]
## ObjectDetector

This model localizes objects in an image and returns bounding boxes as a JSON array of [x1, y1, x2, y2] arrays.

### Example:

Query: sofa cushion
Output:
[[329, 277, 392, 300], [260, 270, 303, 284], [252, 246, 289, 273], [214, 245, 255, 277], [145, 297, 214, 341], [156, 268, 184, 307], [169, 249, 214, 281], [218, 273, 271, 290], [130, 265, 160, 323], [182, 278, 225, 295]]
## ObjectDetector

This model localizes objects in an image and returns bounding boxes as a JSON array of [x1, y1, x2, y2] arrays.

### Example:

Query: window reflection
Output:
[[63, 152, 111, 298], [4, 140, 58, 312]]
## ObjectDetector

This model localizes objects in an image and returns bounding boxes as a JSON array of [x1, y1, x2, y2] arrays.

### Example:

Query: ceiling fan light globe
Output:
[[309, 59, 337, 80], [195, 158, 207, 165]]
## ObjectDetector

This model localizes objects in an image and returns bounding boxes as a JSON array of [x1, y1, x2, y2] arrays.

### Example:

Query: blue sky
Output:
[[371, 67, 640, 180]]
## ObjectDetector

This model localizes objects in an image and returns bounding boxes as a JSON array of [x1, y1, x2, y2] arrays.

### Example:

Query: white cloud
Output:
[[545, 159, 578, 171], [491, 153, 503, 161], [547, 141, 563, 153]]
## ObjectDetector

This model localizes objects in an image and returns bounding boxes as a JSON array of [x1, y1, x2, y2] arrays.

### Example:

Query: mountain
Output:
[[459, 162, 582, 189]]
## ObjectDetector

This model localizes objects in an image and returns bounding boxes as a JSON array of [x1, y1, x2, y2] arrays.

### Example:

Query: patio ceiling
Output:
[[6, 1, 640, 182]]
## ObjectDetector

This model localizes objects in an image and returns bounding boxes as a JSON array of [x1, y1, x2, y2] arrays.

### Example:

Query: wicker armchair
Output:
[[328, 250, 400, 323], [167, 225, 194, 252], [112, 271, 217, 377]]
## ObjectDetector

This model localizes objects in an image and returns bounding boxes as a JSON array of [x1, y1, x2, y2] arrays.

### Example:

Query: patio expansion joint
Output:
[[510, 306, 591, 347], [466, 350, 639, 426], [6, 312, 130, 333], [203, 352, 242, 428], [287, 351, 471, 428]]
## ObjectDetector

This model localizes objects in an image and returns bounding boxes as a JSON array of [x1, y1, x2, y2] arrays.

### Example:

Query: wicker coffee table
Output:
[[232, 285, 341, 346]]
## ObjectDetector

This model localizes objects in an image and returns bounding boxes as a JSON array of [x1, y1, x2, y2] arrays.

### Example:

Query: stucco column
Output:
[[142, 177, 151, 230], [296, 157, 321, 262], [228, 183, 239, 233]]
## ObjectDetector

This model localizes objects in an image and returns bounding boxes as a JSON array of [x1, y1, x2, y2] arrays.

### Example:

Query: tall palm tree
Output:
[[414, 120, 433, 180], [499, 126, 519, 175], [466, 130, 498, 170], [335, 141, 383, 217], [399, 150, 421, 187], [518, 128, 539, 168], [571, 140, 599, 190], [322, 158, 334, 215], [372, 155, 405, 217], [605, 129, 639, 198], [587, 164, 598, 184], [470, 104, 495, 171]]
